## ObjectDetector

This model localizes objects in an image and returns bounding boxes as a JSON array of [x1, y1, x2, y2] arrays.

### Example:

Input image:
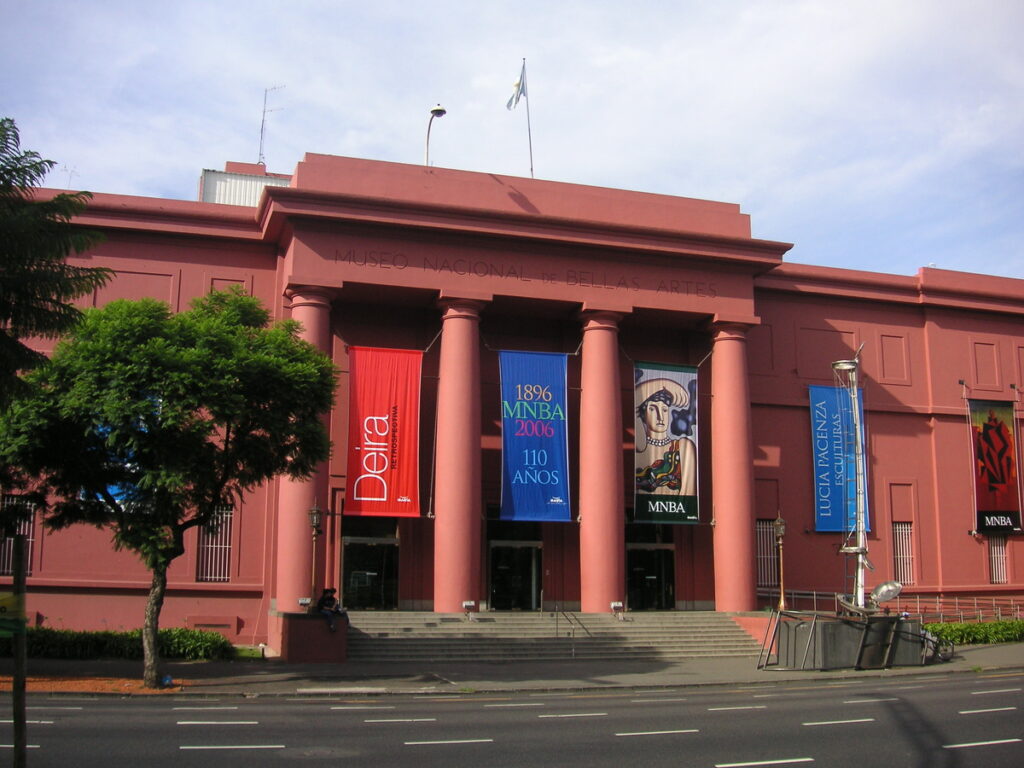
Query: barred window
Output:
[[1, 495, 36, 577], [989, 534, 1008, 585], [892, 521, 915, 585], [196, 506, 233, 582], [755, 519, 779, 587]]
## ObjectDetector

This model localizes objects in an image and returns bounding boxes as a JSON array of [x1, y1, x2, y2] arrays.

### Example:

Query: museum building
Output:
[[3, 154, 1022, 658]]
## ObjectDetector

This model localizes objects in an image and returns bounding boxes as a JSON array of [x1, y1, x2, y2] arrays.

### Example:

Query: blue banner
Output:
[[499, 351, 571, 521], [809, 385, 870, 532]]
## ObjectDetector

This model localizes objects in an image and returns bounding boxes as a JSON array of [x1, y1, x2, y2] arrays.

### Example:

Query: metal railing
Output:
[[757, 588, 1024, 623]]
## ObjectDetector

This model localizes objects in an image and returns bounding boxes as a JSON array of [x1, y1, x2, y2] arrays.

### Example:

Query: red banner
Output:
[[344, 347, 422, 517], [969, 399, 1022, 532]]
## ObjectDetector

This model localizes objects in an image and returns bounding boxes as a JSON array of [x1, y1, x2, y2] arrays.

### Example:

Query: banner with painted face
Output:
[[969, 399, 1022, 533], [499, 351, 571, 521], [344, 346, 422, 517], [809, 385, 870, 533], [633, 363, 699, 524]]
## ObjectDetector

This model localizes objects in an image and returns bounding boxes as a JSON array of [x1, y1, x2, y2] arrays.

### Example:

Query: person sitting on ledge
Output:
[[316, 587, 347, 632]]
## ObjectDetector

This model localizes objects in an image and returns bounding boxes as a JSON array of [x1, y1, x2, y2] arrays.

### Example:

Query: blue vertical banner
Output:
[[499, 351, 571, 521], [809, 385, 870, 532]]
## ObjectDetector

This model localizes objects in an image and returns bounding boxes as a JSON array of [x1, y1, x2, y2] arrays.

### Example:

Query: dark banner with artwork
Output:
[[499, 351, 571, 521], [344, 346, 422, 517], [809, 385, 871, 533], [633, 363, 699, 524], [969, 399, 1022, 533]]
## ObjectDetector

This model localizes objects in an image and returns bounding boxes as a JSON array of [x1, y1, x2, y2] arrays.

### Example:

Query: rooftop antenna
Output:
[[60, 164, 79, 189], [258, 85, 285, 166]]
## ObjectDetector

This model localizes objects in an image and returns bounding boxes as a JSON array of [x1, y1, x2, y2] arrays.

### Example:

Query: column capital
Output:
[[285, 285, 337, 308], [437, 297, 488, 321], [578, 309, 623, 331]]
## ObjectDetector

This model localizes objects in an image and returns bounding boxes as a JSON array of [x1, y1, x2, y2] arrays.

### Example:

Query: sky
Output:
[[3, 0, 1023, 279]]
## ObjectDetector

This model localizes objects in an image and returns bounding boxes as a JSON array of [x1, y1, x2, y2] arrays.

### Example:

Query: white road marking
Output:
[[943, 738, 1022, 749], [331, 705, 395, 710], [958, 706, 1017, 715], [631, 697, 688, 703], [970, 688, 1022, 695], [843, 698, 898, 704], [365, 718, 436, 723], [180, 745, 285, 750], [708, 705, 767, 711], [538, 712, 607, 718], [802, 718, 875, 726], [405, 738, 494, 745], [715, 758, 814, 767], [177, 720, 259, 725], [0, 719, 53, 725], [616, 729, 699, 737]]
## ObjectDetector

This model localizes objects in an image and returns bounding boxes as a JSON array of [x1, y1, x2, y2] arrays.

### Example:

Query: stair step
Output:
[[342, 611, 762, 663]]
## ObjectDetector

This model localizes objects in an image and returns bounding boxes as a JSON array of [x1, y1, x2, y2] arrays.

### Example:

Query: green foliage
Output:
[[924, 619, 1024, 645], [0, 286, 336, 570], [0, 116, 110, 408], [0, 626, 236, 660], [0, 285, 335, 684]]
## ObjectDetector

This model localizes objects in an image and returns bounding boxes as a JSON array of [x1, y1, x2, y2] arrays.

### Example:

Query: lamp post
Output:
[[425, 104, 446, 166], [308, 502, 324, 608], [773, 513, 787, 611]]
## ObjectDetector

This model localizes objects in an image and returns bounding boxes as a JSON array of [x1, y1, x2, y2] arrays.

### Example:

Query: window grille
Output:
[[755, 519, 778, 587], [196, 506, 233, 582], [1, 495, 36, 576], [892, 521, 915, 585], [989, 534, 1008, 585]]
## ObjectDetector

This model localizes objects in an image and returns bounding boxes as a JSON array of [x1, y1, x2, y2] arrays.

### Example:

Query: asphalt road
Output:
[[4, 672, 1022, 766]]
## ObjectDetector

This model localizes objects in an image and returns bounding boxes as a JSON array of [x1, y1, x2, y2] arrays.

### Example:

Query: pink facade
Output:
[[3, 154, 1022, 657]]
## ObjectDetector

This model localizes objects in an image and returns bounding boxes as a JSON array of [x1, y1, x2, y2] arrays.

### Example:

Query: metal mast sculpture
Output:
[[833, 352, 870, 611]]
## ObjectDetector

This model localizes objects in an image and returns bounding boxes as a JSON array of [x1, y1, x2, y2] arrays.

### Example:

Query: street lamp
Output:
[[308, 501, 330, 608], [773, 513, 787, 611], [425, 104, 446, 166]]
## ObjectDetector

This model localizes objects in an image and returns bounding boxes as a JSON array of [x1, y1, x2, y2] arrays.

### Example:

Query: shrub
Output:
[[0, 626, 235, 660], [923, 619, 1024, 645]]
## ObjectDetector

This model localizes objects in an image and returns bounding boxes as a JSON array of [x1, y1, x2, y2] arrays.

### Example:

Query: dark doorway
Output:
[[342, 540, 398, 609], [489, 544, 542, 610], [627, 547, 675, 610]]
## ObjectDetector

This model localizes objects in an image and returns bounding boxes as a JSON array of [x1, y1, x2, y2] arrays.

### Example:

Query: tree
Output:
[[0, 117, 111, 409], [0, 287, 336, 687]]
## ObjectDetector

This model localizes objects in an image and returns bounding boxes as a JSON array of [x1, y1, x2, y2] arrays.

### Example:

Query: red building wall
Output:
[[3, 155, 1021, 654]]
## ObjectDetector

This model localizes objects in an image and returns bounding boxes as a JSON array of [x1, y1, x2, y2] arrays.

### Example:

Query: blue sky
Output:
[[3, 0, 1022, 278]]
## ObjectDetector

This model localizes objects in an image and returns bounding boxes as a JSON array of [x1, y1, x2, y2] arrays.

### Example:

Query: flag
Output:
[[506, 61, 527, 110]]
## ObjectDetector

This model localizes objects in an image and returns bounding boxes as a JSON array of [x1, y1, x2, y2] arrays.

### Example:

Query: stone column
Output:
[[710, 321, 757, 611], [275, 287, 333, 613], [578, 310, 625, 613], [433, 299, 485, 612]]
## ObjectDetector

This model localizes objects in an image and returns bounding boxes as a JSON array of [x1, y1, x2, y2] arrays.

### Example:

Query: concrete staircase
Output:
[[345, 611, 761, 663]]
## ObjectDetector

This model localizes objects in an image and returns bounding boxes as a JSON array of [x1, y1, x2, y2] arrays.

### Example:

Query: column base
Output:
[[271, 611, 348, 663]]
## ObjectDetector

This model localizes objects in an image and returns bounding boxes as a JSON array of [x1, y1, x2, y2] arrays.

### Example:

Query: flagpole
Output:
[[523, 58, 534, 178]]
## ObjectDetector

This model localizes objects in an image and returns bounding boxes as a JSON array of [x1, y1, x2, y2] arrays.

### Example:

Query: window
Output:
[[892, 521, 914, 585], [1, 495, 36, 577], [989, 534, 1008, 585], [755, 519, 778, 587], [196, 506, 233, 582]]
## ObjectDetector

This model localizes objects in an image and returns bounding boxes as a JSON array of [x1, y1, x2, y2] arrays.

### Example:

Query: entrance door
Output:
[[626, 546, 675, 610], [342, 538, 398, 609], [489, 543, 542, 610]]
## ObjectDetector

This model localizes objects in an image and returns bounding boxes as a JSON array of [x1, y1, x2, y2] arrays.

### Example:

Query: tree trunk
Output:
[[142, 564, 168, 688]]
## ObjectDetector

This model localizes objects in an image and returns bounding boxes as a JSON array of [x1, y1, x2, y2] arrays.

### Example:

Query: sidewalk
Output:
[[3, 642, 1022, 697]]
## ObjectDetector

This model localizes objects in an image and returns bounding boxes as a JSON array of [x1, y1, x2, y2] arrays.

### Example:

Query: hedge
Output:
[[0, 626, 235, 661], [923, 619, 1024, 645]]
